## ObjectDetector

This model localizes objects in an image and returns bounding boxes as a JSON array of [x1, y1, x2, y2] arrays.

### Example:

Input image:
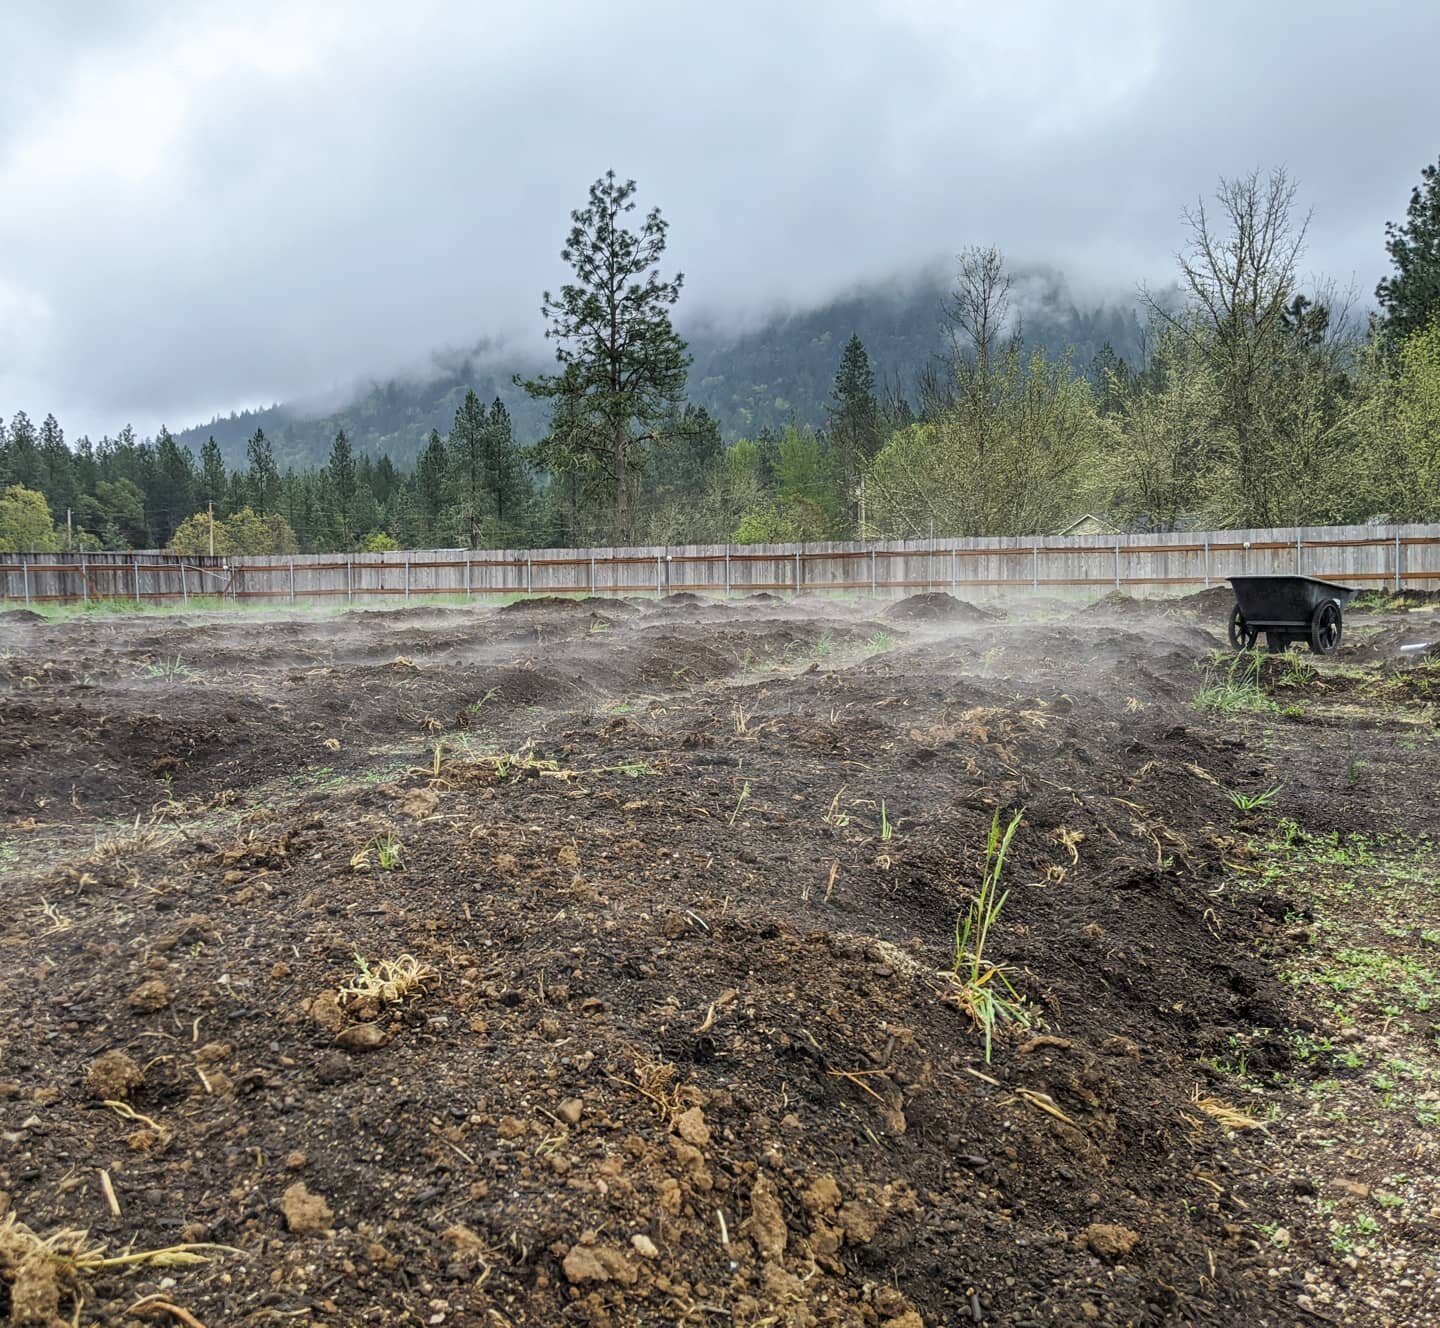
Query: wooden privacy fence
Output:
[[2, 524, 1438, 606], [0, 551, 229, 605]]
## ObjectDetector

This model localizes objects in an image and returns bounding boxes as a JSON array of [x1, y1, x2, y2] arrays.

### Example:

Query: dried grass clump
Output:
[[337, 954, 437, 1006], [0, 1212, 235, 1325]]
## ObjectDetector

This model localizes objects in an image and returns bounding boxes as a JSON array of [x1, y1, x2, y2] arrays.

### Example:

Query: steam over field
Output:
[[1, 592, 1437, 1325]]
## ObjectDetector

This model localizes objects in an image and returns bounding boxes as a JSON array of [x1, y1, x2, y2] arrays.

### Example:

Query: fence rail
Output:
[[2, 524, 1438, 607]]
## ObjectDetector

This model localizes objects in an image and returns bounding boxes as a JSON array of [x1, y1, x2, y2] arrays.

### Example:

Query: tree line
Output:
[[3, 157, 1439, 556]]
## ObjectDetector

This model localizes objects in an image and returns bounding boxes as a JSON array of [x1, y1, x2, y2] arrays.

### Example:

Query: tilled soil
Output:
[[0, 593, 1437, 1326]]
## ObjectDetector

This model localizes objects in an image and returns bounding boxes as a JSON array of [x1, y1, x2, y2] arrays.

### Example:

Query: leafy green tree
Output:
[[521, 172, 691, 540], [245, 428, 280, 514], [221, 506, 300, 555], [1102, 320, 1219, 529], [1361, 317, 1440, 519], [0, 485, 60, 552], [1141, 168, 1339, 527], [170, 510, 232, 556], [1377, 156, 1440, 350], [770, 426, 845, 532], [870, 342, 1102, 537], [80, 478, 149, 548], [358, 530, 399, 552]]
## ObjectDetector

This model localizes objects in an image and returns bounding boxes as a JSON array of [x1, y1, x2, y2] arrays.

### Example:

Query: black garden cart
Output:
[[1227, 575, 1358, 655]]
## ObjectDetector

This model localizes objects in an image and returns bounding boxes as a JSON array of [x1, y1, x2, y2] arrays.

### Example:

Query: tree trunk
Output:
[[613, 421, 629, 542]]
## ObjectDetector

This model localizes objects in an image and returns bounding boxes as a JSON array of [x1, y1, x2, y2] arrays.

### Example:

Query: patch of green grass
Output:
[[867, 630, 896, 652], [139, 656, 198, 681], [1229, 783, 1283, 813], [945, 808, 1029, 1062], [1194, 653, 1277, 715]]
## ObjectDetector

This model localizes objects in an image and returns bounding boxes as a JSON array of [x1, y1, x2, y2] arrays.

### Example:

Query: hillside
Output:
[[175, 270, 1145, 470]]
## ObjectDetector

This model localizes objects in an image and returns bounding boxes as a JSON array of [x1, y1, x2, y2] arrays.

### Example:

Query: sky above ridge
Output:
[[2, 0, 1437, 438]]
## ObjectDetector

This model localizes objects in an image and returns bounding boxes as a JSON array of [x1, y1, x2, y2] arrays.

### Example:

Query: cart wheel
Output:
[[1228, 604, 1259, 651], [1308, 601, 1342, 655]]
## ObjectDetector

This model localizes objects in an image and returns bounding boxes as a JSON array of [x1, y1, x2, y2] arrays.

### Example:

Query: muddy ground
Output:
[[1, 590, 1437, 1326]]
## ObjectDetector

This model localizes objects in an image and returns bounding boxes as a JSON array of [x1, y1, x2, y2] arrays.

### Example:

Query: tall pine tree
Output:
[[1377, 155, 1440, 350], [521, 172, 691, 540]]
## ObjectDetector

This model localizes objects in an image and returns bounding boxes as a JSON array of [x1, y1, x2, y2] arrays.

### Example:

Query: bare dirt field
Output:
[[1, 590, 1438, 1326]]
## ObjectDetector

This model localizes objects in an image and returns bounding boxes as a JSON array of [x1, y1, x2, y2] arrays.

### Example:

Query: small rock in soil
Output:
[[750, 1175, 787, 1261], [334, 1022, 388, 1052], [281, 1181, 333, 1234], [86, 1049, 144, 1100], [631, 1233, 659, 1259], [675, 1105, 710, 1145], [128, 978, 173, 1012], [557, 1098, 584, 1125], [1083, 1223, 1140, 1259], [315, 1050, 352, 1083], [563, 1242, 637, 1285]]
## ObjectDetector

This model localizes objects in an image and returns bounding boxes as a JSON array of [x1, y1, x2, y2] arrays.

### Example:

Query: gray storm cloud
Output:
[[1, 0, 1436, 439]]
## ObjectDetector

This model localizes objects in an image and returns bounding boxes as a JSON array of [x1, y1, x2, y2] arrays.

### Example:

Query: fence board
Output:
[[3, 524, 1438, 607]]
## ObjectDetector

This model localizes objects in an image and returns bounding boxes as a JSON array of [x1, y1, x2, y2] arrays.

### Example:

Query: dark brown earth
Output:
[[0, 591, 1437, 1326]]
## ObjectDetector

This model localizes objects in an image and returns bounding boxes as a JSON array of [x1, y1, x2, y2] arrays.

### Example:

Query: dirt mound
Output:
[[747, 591, 783, 603], [1163, 585, 1234, 619], [579, 595, 640, 614], [660, 591, 704, 606], [3, 600, 1437, 1323], [0, 607, 44, 623], [885, 591, 1001, 624], [498, 595, 587, 613], [352, 606, 469, 624], [1079, 589, 1159, 619]]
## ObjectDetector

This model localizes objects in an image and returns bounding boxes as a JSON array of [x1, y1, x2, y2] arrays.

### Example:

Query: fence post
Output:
[[526, 556, 533, 596], [1113, 544, 1120, 589], [590, 555, 596, 595], [347, 556, 353, 604], [794, 549, 801, 596], [1394, 532, 1402, 592], [133, 557, 141, 601], [21, 557, 30, 607], [724, 546, 731, 597], [656, 555, 662, 598], [404, 556, 411, 601], [870, 547, 877, 596], [289, 558, 296, 604], [464, 555, 471, 599], [180, 558, 189, 607], [1203, 539, 1210, 588], [1032, 542, 1039, 592], [950, 548, 957, 595], [80, 551, 88, 605], [1296, 532, 1303, 575]]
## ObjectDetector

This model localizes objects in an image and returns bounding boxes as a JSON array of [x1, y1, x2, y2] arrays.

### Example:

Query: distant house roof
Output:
[[1054, 513, 1120, 536]]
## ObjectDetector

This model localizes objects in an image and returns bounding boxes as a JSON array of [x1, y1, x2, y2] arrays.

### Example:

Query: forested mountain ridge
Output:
[[174, 269, 1146, 469]]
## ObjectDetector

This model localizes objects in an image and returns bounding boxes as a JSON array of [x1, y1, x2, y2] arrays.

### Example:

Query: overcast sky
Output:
[[2, 0, 1437, 440]]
